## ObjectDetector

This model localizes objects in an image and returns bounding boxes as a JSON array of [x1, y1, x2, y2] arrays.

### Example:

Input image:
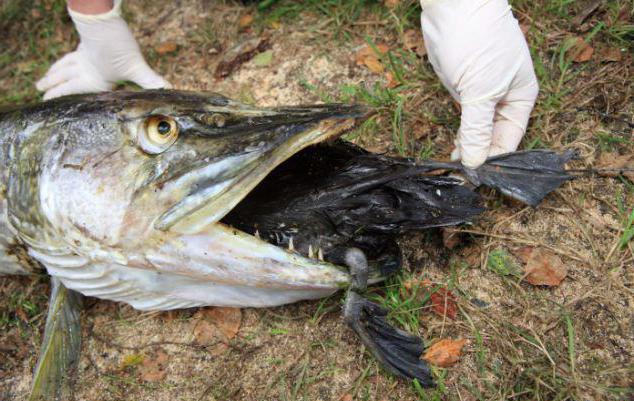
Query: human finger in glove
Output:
[[420, 0, 539, 169], [36, 0, 171, 100]]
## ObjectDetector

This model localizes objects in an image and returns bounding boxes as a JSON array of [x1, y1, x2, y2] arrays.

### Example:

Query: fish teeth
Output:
[[288, 237, 295, 252], [318, 247, 324, 261], [308, 244, 314, 259]]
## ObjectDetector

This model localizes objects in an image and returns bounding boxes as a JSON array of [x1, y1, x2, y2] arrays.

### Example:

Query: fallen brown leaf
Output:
[[355, 44, 390, 74], [192, 307, 242, 345], [384, 72, 398, 88], [516, 247, 567, 286], [364, 57, 384, 74], [430, 288, 458, 320], [401, 277, 432, 294], [402, 29, 426, 57], [598, 47, 622, 62], [139, 350, 169, 382], [423, 338, 467, 367], [384, 0, 400, 8], [238, 14, 254, 30], [155, 42, 178, 55], [567, 37, 594, 63]]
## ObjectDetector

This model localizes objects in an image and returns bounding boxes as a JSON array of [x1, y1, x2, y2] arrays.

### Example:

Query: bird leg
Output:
[[342, 248, 434, 387]]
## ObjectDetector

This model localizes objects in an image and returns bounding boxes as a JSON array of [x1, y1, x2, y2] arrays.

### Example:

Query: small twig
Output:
[[89, 326, 218, 352]]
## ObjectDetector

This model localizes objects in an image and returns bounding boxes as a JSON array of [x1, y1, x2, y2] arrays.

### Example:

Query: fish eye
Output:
[[139, 115, 179, 154]]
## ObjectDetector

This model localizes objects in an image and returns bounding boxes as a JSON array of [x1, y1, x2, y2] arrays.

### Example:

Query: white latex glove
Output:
[[36, 0, 170, 100], [420, 0, 539, 169]]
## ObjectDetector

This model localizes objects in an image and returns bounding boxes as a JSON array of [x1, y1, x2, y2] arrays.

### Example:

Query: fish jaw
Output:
[[143, 223, 351, 291], [32, 223, 350, 310]]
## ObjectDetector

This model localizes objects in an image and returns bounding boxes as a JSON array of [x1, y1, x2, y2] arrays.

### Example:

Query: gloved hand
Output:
[[420, 0, 539, 169], [36, 0, 170, 100]]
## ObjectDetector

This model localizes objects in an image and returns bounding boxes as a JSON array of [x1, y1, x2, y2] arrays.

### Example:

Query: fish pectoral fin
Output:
[[29, 277, 83, 401], [342, 248, 434, 386], [343, 292, 434, 387]]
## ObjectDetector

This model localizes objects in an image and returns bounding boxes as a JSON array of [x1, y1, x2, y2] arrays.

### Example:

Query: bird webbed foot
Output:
[[342, 248, 434, 387]]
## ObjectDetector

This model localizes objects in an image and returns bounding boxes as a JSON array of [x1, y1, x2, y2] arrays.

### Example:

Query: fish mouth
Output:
[[156, 103, 370, 242]]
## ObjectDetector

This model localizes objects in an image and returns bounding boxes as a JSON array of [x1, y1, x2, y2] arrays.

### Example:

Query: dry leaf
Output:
[[239, 14, 254, 30], [402, 29, 426, 57], [364, 57, 384, 73], [430, 288, 458, 320], [355, 44, 390, 61], [155, 42, 178, 55], [384, 0, 400, 8], [598, 47, 623, 62], [341, 394, 353, 401], [596, 153, 634, 181], [517, 247, 567, 286], [423, 339, 467, 367], [402, 277, 432, 292], [355, 44, 390, 74], [385, 72, 398, 88], [567, 37, 594, 63], [139, 350, 169, 382], [192, 307, 242, 345], [519, 22, 530, 35]]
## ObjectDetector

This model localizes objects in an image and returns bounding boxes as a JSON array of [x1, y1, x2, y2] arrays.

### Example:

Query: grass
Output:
[[0, 0, 71, 106], [254, 0, 420, 41]]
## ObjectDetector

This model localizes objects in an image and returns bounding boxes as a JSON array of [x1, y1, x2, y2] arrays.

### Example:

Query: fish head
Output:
[[33, 90, 366, 254]]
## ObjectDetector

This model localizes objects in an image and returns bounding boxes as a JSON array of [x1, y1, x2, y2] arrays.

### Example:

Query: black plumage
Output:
[[222, 141, 484, 273]]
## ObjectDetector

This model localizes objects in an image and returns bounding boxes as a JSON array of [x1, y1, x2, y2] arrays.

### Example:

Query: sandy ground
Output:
[[1, 1, 633, 400]]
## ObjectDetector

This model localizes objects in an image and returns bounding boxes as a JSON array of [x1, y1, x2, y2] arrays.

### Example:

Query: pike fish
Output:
[[0, 90, 576, 399]]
